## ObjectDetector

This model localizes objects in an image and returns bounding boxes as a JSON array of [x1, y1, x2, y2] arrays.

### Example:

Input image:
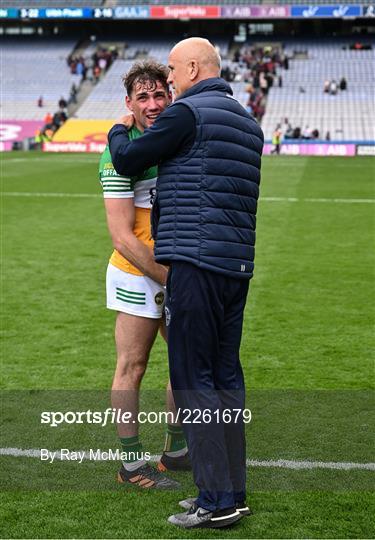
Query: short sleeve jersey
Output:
[[99, 126, 158, 276]]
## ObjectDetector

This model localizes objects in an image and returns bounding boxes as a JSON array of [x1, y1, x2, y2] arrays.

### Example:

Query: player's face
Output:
[[167, 51, 192, 98], [126, 80, 170, 131]]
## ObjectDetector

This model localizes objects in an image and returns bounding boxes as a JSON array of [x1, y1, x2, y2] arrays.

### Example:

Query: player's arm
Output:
[[108, 104, 195, 177], [104, 198, 167, 286]]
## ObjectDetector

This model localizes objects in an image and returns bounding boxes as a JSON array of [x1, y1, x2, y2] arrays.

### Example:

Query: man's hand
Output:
[[115, 114, 135, 130]]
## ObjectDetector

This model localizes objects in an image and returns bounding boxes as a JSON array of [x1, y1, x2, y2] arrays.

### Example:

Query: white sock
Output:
[[164, 447, 188, 458], [122, 459, 146, 472]]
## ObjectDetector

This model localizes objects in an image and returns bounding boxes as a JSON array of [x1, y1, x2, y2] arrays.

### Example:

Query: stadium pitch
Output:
[[1, 152, 374, 538]]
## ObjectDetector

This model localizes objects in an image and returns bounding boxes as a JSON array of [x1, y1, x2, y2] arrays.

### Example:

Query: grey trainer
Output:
[[168, 503, 242, 529], [179, 497, 252, 516]]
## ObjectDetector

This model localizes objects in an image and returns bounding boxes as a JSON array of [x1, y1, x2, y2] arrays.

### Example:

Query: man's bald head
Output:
[[167, 37, 221, 98], [171, 38, 221, 74]]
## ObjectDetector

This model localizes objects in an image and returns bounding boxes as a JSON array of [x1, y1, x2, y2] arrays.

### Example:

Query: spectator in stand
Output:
[[302, 126, 312, 139], [284, 124, 294, 139], [76, 59, 85, 78], [37, 96, 43, 108], [98, 56, 107, 71], [340, 77, 347, 91], [281, 118, 292, 138], [52, 111, 66, 130], [58, 97, 68, 110], [93, 65, 101, 84], [43, 125, 54, 141], [271, 125, 282, 155], [325, 131, 331, 141], [312, 129, 319, 139], [323, 80, 330, 93], [44, 112, 53, 125], [70, 83, 78, 104], [70, 58, 77, 74], [259, 74, 268, 95], [34, 129, 43, 148], [330, 80, 338, 95]]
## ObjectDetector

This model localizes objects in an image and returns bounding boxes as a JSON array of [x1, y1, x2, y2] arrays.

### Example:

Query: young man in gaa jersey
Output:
[[99, 61, 189, 488]]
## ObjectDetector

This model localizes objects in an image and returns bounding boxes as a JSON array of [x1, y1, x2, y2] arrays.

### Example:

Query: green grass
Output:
[[1, 152, 374, 538]]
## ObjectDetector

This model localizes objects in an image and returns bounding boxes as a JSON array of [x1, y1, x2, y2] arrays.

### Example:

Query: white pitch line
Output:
[[2, 157, 99, 163], [1, 192, 375, 204], [245, 459, 375, 471], [1, 448, 374, 471], [2, 192, 101, 199], [260, 196, 375, 204]]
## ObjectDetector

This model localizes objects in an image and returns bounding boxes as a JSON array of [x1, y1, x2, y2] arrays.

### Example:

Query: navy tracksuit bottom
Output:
[[165, 261, 249, 512]]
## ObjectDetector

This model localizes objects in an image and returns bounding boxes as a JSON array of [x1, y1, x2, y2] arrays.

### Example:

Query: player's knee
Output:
[[116, 354, 147, 384]]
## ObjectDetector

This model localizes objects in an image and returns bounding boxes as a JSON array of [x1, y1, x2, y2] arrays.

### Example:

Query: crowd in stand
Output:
[[67, 46, 119, 84], [221, 45, 288, 122], [272, 118, 332, 145], [34, 42, 351, 146], [323, 77, 347, 95], [35, 98, 69, 144], [35, 45, 120, 145]]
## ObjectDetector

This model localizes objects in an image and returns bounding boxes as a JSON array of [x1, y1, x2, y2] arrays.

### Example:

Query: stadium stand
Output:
[[76, 39, 374, 141], [75, 60, 134, 119], [261, 43, 375, 141], [4, 33, 372, 143], [2, 38, 81, 120], [76, 37, 230, 119]]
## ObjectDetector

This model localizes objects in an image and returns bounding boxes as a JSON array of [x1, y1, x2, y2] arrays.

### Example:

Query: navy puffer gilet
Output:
[[154, 78, 264, 279]]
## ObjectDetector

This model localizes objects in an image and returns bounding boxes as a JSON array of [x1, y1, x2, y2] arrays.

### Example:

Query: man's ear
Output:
[[125, 95, 133, 112], [189, 60, 199, 81]]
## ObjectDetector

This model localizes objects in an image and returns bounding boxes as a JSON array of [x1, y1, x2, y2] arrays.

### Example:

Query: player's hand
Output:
[[116, 114, 135, 130]]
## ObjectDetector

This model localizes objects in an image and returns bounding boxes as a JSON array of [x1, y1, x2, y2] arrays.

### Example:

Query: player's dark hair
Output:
[[123, 60, 169, 97]]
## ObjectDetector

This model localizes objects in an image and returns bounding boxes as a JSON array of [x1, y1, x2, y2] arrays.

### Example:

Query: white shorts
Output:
[[106, 263, 165, 319]]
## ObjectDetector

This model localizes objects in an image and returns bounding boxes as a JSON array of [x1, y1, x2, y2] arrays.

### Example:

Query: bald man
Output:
[[109, 37, 264, 529]]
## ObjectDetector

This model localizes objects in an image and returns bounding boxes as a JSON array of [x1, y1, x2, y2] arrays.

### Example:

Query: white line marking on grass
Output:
[[245, 459, 375, 471], [2, 157, 99, 163], [261, 196, 375, 204], [2, 192, 375, 204], [2, 192, 101, 199], [1, 448, 374, 471]]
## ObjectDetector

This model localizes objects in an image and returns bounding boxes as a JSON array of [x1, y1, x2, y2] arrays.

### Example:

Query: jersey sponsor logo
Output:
[[101, 168, 124, 178], [154, 291, 165, 306]]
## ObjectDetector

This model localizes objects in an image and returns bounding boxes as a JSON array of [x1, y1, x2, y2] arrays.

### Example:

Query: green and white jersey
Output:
[[99, 126, 157, 209], [99, 125, 158, 276]]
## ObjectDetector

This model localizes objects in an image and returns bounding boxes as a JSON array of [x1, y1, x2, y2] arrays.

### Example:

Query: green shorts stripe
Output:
[[116, 288, 146, 298], [116, 294, 146, 305]]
